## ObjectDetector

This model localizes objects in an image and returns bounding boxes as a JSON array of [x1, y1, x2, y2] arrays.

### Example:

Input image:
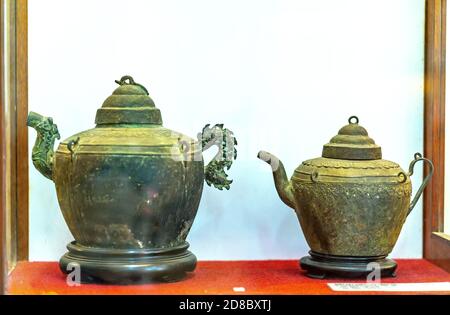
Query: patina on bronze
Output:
[[28, 75, 237, 284], [258, 116, 433, 278]]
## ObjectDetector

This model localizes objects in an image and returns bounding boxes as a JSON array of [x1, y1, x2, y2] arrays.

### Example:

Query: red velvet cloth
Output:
[[7, 260, 450, 295]]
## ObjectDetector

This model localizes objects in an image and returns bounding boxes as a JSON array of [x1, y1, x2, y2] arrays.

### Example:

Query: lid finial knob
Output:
[[348, 116, 359, 124], [114, 75, 149, 95]]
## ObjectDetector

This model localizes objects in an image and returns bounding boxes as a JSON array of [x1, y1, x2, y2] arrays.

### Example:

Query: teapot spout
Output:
[[257, 151, 296, 209], [27, 112, 61, 180]]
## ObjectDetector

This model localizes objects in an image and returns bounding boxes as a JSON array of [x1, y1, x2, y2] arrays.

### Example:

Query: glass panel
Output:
[[28, 0, 427, 264]]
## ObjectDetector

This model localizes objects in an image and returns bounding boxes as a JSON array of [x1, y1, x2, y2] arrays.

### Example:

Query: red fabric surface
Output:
[[7, 260, 450, 295]]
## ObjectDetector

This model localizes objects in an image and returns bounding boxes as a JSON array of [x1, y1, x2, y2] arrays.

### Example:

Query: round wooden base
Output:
[[300, 251, 397, 279], [59, 241, 196, 284]]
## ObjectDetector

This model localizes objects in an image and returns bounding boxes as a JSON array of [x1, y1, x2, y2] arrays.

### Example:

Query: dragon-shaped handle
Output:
[[199, 124, 237, 190], [27, 112, 61, 180]]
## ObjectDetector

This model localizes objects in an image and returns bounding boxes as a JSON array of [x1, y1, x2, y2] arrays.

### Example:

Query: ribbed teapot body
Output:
[[53, 125, 204, 250]]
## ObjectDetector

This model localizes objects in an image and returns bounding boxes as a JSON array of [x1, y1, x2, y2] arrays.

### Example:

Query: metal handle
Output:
[[199, 124, 237, 190], [407, 152, 434, 216]]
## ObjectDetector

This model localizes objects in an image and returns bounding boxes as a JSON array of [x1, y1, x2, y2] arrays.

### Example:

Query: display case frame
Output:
[[1, 0, 450, 295], [424, 0, 450, 272], [0, 0, 28, 294]]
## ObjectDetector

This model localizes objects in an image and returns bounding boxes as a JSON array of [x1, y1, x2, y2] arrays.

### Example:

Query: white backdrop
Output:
[[28, 0, 425, 261]]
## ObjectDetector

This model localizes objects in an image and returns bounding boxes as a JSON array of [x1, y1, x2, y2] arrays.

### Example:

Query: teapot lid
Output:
[[322, 116, 381, 160], [95, 75, 162, 125]]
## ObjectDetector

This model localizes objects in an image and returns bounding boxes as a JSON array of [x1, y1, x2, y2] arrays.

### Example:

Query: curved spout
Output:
[[257, 150, 296, 209], [27, 112, 60, 180]]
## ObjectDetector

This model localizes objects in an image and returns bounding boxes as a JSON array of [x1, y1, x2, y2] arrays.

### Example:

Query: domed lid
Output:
[[95, 75, 162, 125], [322, 116, 381, 160]]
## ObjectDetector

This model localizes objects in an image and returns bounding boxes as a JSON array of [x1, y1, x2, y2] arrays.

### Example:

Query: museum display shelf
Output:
[[6, 259, 450, 295]]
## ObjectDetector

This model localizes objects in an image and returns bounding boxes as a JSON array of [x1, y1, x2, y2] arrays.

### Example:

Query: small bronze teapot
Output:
[[28, 75, 237, 283], [258, 116, 433, 278]]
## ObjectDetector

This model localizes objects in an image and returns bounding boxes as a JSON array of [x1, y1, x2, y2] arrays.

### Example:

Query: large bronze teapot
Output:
[[258, 116, 433, 278], [28, 75, 237, 284]]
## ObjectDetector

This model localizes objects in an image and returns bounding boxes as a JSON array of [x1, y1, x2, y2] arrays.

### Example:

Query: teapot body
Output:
[[292, 157, 411, 257], [54, 126, 204, 250]]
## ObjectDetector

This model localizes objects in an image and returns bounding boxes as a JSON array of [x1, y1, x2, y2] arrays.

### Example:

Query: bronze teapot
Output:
[[258, 116, 433, 278], [28, 75, 237, 284]]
